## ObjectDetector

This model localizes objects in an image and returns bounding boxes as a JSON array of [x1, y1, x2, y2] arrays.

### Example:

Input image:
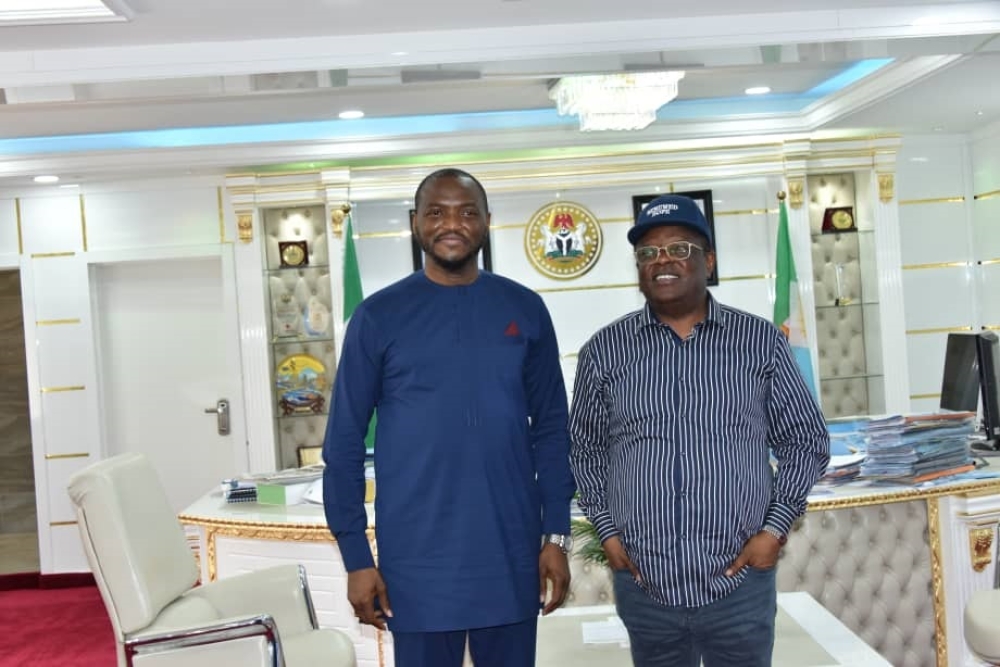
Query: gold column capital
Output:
[[236, 210, 253, 244], [878, 173, 895, 203], [330, 203, 351, 238], [786, 178, 805, 210], [969, 526, 995, 572]]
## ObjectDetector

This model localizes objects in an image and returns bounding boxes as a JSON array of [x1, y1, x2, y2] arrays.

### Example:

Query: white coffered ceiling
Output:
[[0, 0, 999, 182]]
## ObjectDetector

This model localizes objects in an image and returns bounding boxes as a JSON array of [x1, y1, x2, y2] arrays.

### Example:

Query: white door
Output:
[[92, 251, 247, 512]]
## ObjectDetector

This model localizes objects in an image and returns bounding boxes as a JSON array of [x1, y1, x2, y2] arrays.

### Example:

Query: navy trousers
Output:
[[391, 617, 538, 667]]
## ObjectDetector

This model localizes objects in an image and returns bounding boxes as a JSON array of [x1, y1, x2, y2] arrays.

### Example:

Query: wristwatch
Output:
[[761, 526, 787, 546], [542, 533, 574, 554]]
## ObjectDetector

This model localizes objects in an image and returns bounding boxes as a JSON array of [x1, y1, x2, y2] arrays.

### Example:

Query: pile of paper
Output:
[[859, 412, 977, 484]]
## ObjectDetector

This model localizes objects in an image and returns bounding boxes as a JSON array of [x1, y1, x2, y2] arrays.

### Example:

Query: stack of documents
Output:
[[859, 412, 977, 484]]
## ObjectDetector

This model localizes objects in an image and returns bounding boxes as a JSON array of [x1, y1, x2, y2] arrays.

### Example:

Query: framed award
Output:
[[279, 240, 309, 267], [821, 206, 856, 234]]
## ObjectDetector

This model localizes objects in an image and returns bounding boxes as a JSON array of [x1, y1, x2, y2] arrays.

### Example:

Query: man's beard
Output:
[[419, 235, 484, 272]]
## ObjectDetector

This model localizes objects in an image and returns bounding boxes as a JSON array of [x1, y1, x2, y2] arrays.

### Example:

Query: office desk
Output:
[[536, 592, 892, 666]]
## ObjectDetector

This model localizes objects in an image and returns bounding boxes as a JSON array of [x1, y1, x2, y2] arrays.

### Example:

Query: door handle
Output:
[[204, 399, 230, 436]]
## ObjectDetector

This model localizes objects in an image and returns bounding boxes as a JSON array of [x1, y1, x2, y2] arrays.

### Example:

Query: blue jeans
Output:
[[612, 567, 777, 667]]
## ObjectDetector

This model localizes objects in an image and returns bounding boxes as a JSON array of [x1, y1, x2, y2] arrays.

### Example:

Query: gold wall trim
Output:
[[560, 352, 579, 360], [980, 259, 1000, 267], [490, 223, 527, 231], [30, 251, 76, 259], [974, 188, 1000, 201], [41, 385, 86, 393], [356, 230, 411, 240], [910, 393, 941, 400], [902, 261, 970, 270], [906, 326, 973, 335], [899, 196, 965, 206], [715, 208, 777, 217], [928, 497, 948, 667], [45, 452, 89, 460], [806, 479, 1000, 512], [79, 194, 88, 252], [217, 187, 226, 243], [15, 198, 23, 255], [49, 520, 78, 527], [721, 273, 773, 282], [983, 325, 1000, 331], [36, 318, 81, 326]]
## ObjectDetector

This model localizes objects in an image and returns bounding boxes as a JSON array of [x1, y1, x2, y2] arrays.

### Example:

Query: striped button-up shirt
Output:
[[568, 296, 829, 608]]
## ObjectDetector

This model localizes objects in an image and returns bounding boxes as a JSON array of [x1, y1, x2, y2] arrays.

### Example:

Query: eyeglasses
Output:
[[634, 241, 704, 264]]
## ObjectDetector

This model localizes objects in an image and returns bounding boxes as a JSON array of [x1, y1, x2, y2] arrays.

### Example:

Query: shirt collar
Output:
[[634, 292, 726, 334]]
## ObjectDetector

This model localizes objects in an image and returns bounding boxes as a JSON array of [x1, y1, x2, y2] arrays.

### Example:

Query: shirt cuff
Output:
[[764, 503, 798, 537], [542, 500, 571, 535], [336, 531, 376, 572], [590, 511, 620, 543]]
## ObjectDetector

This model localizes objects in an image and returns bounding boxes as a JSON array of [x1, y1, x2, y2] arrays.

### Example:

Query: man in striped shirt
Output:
[[568, 194, 830, 667]]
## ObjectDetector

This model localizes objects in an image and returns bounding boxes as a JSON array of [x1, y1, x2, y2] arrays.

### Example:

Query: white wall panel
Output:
[[45, 457, 91, 522], [910, 397, 941, 414], [902, 267, 974, 330], [0, 198, 20, 257], [19, 196, 83, 254], [41, 390, 100, 454], [899, 203, 972, 265], [36, 324, 91, 388], [710, 279, 773, 321], [30, 256, 89, 320], [897, 135, 968, 200], [970, 130, 1000, 194], [50, 524, 89, 572], [84, 187, 221, 250], [972, 197, 1000, 260], [540, 287, 644, 357], [906, 332, 951, 395], [980, 263, 1000, 326]]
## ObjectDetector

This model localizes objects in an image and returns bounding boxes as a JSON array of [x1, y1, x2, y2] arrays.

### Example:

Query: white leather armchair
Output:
[[67, 452, 355, 667], [965, 588, 1000, 665]]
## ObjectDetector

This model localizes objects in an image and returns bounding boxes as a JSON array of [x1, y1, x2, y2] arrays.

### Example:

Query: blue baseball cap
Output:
[[628, 194, 713, 247]]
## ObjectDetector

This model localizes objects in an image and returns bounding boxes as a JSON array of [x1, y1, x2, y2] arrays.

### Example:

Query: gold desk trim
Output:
[[41, 385, 86, 393], [928, 497, 948, 667], [49, 520, 78, 527], [30, 251, 76, 259], [36, 318, 81, 326], [45, 452, 90, 460], [906, 326, 973, 335], [806, 479, 1000, 512]]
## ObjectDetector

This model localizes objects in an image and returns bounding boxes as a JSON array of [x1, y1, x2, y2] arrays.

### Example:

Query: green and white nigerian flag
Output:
[[773, 197, 818, 398]]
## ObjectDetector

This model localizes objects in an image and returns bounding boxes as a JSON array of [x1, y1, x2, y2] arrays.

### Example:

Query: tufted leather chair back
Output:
[[67, 453, 200, 638]]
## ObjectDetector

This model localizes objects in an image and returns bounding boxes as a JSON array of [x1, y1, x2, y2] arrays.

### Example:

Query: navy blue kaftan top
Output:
[[323, 271, 575, 633]]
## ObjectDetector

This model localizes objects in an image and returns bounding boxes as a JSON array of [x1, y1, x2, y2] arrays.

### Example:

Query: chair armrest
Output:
[[125, 613, 283, 665], [186, 564, 316, 637]]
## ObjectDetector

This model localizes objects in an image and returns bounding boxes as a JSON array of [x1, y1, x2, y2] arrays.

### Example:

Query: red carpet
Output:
[[0, 585, 116, 666]]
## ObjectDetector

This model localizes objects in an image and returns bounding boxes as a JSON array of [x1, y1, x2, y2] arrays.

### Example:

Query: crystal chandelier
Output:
[[548, 71, 685, 131]]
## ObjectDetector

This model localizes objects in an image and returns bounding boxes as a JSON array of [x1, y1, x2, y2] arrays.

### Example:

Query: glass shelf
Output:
[[261, 203, 336, 469], [265, 263, 330, 275], [820, 374, 884, 382], [272, 334, 335, 345]]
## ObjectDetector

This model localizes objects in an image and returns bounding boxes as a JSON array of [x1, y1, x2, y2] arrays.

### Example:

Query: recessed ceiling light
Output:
[[976, 110, 985, 116], [33, 175, 59, 184], [933, 126, 945, 132], [0, 0, 131, 26], [59, 183, 80, 188], [338, 110, 365, 120], [745, 86, 771, 95], [391, 51, 408, 57]]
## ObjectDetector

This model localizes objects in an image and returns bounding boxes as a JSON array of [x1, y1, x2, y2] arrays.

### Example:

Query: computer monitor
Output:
[[940, 332, 1000, 451]]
